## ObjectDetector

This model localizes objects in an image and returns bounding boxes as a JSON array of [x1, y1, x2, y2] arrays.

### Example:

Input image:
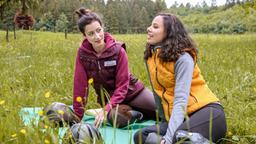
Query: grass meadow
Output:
[[0, 30, 256, 143]]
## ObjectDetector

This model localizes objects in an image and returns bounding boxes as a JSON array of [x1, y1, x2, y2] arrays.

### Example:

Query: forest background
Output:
[[1, 0, 256, 34]]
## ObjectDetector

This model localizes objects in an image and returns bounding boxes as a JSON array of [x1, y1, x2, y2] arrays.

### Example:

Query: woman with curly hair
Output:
[[134, 13, 227, 144]]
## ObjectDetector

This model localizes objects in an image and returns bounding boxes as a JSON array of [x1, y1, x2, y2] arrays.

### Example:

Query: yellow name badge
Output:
[[104, 60, 117, 67]]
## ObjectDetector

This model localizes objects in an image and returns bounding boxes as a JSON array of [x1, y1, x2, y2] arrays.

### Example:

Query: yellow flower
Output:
[[44, 125, 49, 129], [0, 100, 5, 105], [11, 133, 17, 138], [38, 110, 44, 116], [44, 91, 51, 98], [44, 139, 50, 144], [57, 110, 64, 115], [76, 96, 82, 103], [20, 129, 26, 135], [67, 133, 73, 138], [88, 78, 94, 85], [227, 131, 233, 137]]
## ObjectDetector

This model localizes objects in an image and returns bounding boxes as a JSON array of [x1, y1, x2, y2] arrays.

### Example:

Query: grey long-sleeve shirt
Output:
[[163, 52, 194, 144]]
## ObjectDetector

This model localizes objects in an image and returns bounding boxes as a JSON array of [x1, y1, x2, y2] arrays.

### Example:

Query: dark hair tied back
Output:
[[75, 7, 91, 18], [75, 7, 102, 36]]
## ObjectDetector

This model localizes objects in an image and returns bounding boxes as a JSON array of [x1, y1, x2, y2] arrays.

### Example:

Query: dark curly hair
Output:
[[75, 7, 103, 36], [144, 13, 197, 62]]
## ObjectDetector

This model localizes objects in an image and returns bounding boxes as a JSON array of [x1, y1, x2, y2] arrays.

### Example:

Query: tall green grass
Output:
[[0, 31, 255, 143]]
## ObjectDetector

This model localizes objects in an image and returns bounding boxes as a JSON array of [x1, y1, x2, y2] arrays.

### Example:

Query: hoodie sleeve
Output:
[[163, 53, 194, 144], [73, 50, 88, 120], [105, 48, 129, 112]]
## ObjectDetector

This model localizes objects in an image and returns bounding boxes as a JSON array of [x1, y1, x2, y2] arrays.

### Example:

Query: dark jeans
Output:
[[134, 103, 227, 144]]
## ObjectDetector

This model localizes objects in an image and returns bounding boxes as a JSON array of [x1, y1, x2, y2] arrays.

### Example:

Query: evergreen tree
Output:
[[36, 12, 55, 31], [104, 0, 119, 33], [56, 13, 68, 32], [139, 7, 150, 33], [201, 0, 210, 13], [143, 0, 156, 21], [211, 0, 217, 7], [131, 4, 145, 33], [154, 0, 167, 14], [185, 2, 192, 9], [171, 1, 179, 8]]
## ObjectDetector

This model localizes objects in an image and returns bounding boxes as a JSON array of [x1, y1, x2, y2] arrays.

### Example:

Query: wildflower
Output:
[[38, 110, 44, 116], [44, 139, 50, 144], [57, 110, 64, 115], [227, 131, 233, 137], [20, 129, 26, 135], [11, 133, 17, 138], [88, 78, 94, 85], [68, 133, 73, 138], [44, 91, 51, 98], [44, 125, 48, 129], [0, 100, 5, 105], [76, 96, 82, 103]]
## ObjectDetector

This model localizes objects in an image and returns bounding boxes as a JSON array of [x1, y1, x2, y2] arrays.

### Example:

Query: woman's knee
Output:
[[107, 104, 143, 128]]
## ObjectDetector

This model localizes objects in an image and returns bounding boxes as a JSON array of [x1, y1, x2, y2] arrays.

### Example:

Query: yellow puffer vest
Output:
[[147, 49, 219, 121]]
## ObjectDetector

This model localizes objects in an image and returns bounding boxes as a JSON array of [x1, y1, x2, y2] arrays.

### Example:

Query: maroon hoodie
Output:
[[73, 33, 144, 120]]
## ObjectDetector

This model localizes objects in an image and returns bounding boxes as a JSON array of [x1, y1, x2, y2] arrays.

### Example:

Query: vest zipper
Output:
[[154, 53, 170, 118], [97, 60, 101, 71]]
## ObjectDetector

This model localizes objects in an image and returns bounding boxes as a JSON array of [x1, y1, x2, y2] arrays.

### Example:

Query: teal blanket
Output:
[[20, 108, 155, 144]]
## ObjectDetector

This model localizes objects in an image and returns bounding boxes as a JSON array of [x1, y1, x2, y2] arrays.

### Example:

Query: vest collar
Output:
[[151, 45, 162, 53]]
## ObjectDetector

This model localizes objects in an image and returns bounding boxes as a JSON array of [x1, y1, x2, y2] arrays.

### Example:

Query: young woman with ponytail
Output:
[[73, 8, 157, 129]]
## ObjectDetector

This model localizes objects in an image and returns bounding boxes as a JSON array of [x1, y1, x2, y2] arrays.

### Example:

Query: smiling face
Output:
[[84, 21, 105, 52], [147, 15, 167, 45]]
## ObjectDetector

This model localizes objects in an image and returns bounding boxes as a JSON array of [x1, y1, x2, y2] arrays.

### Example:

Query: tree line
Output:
[[0, 0, 255, 34]]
